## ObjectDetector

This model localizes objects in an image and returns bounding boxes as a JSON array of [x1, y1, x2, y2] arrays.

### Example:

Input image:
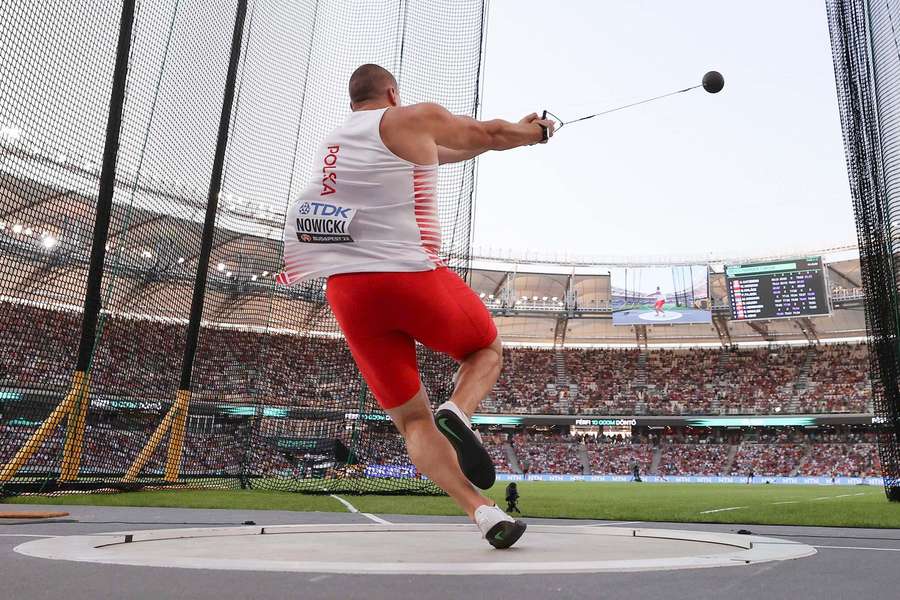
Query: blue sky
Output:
[[472, 0, 855, 259]]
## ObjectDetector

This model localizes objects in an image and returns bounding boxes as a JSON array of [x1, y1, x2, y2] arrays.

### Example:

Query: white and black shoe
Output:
[[435, 401, 496, 489], [475, 504, 526, 549]]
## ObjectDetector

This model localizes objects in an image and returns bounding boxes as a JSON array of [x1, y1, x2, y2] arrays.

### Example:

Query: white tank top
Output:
[[280, 107, 443, 284]]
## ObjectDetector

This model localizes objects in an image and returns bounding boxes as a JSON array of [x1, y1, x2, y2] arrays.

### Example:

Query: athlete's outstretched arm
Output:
[[436, 113, 546, 164], [417, 103, 553, 154]]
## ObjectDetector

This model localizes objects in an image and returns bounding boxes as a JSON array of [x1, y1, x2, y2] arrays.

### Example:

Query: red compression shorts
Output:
[[326, 267, 497, 409]]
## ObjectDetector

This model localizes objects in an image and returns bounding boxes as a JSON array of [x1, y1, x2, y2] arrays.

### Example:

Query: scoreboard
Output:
[[725, 257, 830, 321]]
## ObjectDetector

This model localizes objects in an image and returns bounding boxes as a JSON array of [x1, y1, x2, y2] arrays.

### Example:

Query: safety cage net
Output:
[[827, 0, 900, 500], [0, 0, 487, 496]]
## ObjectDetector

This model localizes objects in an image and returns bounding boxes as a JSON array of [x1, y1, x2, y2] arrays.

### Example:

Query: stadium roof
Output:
[[0, 151, 866, 347]]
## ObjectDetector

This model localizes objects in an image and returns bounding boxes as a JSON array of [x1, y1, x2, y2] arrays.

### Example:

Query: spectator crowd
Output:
[[0, 302, 881, 482], [474, 428, 878, 479], [0, 302, 873, 416]]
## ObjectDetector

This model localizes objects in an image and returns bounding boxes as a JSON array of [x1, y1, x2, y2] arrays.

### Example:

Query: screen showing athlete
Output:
[[652, 286, 667, 316], [280, 64, 554, 549]]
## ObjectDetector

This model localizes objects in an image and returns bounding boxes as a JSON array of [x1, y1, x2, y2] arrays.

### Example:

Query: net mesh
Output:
[[827, 0, 900, 500], [0, 0, 487, 495]]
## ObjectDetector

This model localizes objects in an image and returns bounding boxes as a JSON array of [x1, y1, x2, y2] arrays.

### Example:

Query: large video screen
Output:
[[725, 257, 830, 321], [611, 266, 712, 326]]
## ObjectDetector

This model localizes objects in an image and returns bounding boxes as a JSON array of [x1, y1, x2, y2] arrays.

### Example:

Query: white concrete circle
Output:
[[15, 523, 816, 575], [638, 311, 683, 322]]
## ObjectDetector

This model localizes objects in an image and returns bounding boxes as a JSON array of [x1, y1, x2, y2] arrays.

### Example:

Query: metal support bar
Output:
[[746, 321, 771, 341], [123, 404, 177, 482], [59, 372, 91, 481], [712, 314, 732, 347], [0, 371, 82, 482], [163, 0, 249, 482], [164, 389, 191, 482]]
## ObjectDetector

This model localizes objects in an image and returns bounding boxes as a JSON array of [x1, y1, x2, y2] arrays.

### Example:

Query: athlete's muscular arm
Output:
[[436, 113, 547, 164], [422, 104, 551, 152], [381, 103, 553, 166]]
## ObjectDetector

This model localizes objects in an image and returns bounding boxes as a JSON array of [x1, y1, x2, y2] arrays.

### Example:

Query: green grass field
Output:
[[6, 482, 900, 528]]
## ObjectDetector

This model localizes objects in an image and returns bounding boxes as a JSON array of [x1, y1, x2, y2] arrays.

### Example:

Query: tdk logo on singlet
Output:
[[299, 202, 352, 219], [296, 201, 356, 244]]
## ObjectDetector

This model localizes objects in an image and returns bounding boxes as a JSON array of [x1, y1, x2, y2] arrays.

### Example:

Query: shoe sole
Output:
[[434, 408, 496, 490], [486, 519, 527, 549]]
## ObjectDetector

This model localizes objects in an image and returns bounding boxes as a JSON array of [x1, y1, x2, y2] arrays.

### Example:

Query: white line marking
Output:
[[590, 521, 642, 527], [699, 506, 748, 514], [329, 494, 359, 513], [813, 545, 900, 552], [776, 492, 867, 505], [13, 524, 818, 573], [0, 534, 55, 538], [361, 513, 392, 525], [329, 494, 392, 524]]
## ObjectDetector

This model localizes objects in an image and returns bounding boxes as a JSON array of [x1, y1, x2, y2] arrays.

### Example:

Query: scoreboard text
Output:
[[725, 257, 830, 321]]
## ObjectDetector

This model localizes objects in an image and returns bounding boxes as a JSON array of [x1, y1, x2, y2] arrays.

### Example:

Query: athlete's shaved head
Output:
[[349, 64, 398, 108]]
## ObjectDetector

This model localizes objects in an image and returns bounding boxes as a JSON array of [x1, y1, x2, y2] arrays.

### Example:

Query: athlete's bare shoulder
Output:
[[382, 102, 450, 130], [380, 103, 449, 165]]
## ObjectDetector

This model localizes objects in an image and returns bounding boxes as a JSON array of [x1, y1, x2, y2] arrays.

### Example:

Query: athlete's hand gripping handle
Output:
[[535, 110, 561, 143]]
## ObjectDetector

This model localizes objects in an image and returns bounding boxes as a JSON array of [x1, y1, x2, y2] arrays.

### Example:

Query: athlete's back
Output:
[[281, 108, 441, 283]]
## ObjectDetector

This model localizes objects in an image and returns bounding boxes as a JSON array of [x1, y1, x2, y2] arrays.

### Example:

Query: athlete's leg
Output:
[[400, 268, 502, 488], [450, 335, 503, 418], [386, 385, 490, 519], [327, 271, 524, 545], [404, 268, 501, 418]]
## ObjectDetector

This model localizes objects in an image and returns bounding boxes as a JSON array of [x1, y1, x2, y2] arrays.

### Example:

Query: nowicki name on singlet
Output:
[[296, 217, 348, 234]]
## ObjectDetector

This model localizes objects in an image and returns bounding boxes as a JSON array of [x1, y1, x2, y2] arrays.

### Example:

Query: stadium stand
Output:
[[796, 344, 870, 414], [511, 432, 584, 475], [656, 430, 731, 476], [716, 347, 806, 415], [566, 349, 641, 415], [800, 429, 880, 478], [482, 433, 515, 474], [485, 348, 557, 414], [0, 302, 873, 415], [586, 437, 655, 476], [1, 415, 879, 479], [729, 431, 809, 476], [643, 349, 719, 415], [499, 427, 877, 478]]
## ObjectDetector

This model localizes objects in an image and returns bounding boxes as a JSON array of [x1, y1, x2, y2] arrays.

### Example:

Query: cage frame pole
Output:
[[60, 0, 137, 481], [122, 0, 249, 485], [163, 0, 248, 482], [122, 402, 178, 482], [1, 0, 136, 484]]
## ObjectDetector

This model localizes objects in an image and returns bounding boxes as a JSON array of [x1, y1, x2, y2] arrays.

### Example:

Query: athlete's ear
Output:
[[388, 87, 400, 107]]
